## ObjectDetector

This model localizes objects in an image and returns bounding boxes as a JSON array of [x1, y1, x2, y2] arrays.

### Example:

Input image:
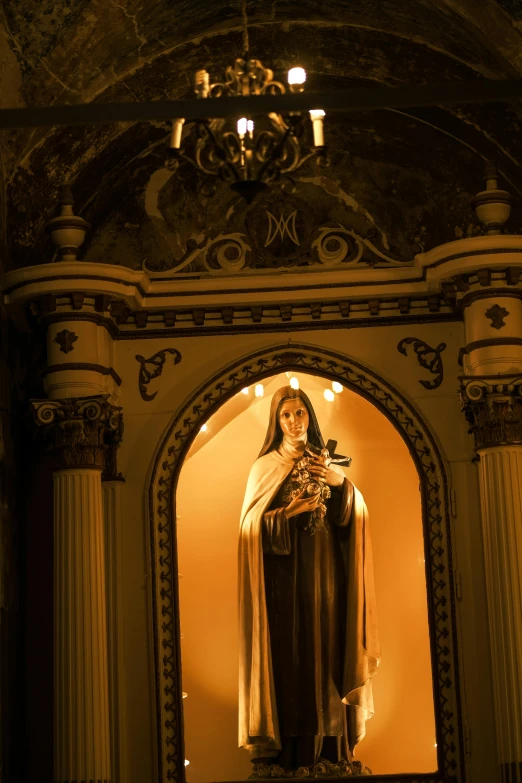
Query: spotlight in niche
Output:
[[200, 423, 208, 432], [324, 389, 335, 402], [255, 384, 264, 397], [289, 377, 299, 390], [332, 381, 343, 393], [241, 387, 249, 395]]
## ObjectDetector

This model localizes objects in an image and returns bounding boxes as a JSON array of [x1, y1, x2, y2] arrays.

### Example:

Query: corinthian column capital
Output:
[[460, 375, 522, 450], [31, 394, 123, 471]]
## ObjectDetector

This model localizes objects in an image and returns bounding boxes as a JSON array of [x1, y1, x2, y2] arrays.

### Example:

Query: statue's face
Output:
[[279, 397, 309, 438]]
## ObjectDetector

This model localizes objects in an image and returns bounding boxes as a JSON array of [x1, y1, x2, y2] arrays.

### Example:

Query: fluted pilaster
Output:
[[31, 395, 123, 783], [478, 447, 522, 783], [55, 468, 111, 782], [462, 377, 522, 782]]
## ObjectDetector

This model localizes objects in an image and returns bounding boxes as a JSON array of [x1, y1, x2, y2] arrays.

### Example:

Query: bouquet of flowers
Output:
[[282, 442, 351, 534]]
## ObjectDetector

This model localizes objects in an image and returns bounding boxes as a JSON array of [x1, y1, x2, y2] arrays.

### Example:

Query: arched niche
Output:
[[147, 344, 463, 783]]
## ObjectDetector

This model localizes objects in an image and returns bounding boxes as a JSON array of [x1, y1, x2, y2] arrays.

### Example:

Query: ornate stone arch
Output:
[[148, 343, 463, 783]]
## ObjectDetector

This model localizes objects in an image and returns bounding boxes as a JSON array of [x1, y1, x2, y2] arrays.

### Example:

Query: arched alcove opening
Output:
[[147, 343, 462, 783], [176, 372, 436, 781]]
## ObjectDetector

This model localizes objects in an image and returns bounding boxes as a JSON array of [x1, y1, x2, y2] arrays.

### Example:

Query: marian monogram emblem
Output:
[[265, 210, 300, 248]]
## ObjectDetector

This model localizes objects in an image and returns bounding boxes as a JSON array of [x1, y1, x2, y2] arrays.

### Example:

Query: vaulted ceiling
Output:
[[1, 0, 522, 270]]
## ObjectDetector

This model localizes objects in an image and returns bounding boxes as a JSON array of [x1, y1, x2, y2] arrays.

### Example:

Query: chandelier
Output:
[[166, 59, 328, 202]]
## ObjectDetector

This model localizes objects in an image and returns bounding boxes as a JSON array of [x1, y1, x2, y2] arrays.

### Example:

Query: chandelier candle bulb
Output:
[[287, 67, 307, 90], [170, 118, 185, 149], [310, 109, 326, 147], [237, 117, 248, 138], [195, 69, 210, 98]]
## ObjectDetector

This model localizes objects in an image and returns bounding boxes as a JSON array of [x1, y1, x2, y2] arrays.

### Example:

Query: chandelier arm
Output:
[[273, 133, 302, 174], [166, 149, 204, 173], [284, 147, 328, 174], [203, 121, 242, 182], [193, 121, 241, 181], [256, 123, 294, 182]]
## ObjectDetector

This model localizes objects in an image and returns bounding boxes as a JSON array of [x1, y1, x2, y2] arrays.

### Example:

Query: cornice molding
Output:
[[3, 238, 521, 331], [417, 235, 522, 288], [26, 291, 459, 337]]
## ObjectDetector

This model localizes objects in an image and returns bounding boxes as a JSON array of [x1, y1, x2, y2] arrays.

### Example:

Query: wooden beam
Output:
[[0, 79, 521, 130]]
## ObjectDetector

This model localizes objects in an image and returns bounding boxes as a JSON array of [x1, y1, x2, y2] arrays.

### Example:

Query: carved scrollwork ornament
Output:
[[31, 395, 123, 471], [397, 337, 446, 389], [460, 377, 522, 450], [135, 348, 182, 402]]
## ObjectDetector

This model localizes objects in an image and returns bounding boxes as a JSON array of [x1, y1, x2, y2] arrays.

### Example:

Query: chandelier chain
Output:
[[241, 0, 250, 56]]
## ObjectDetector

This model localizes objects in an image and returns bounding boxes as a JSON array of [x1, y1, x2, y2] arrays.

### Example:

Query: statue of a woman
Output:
[[238, 386, 380, 772]]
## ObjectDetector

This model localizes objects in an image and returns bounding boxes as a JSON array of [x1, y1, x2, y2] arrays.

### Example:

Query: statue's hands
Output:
[[285, 488, 322, 518], [308, 457, 344, 488]]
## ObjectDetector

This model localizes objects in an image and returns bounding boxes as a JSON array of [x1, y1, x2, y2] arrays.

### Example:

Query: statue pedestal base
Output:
[[249, 759, 372, 779]]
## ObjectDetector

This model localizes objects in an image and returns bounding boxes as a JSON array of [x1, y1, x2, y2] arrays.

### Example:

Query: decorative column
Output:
[[417, 162, 522, 782], [461, 379, 522, 783], [459, 165, 522, 783], [32, 395, 122, 783]]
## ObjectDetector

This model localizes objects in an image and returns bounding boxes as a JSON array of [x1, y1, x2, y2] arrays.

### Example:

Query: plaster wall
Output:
[[112, 321, 494, 783]]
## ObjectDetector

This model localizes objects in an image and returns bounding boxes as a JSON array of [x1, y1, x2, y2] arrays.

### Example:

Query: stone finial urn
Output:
[[46, 184, 90, 261], [472, 161, 512, 235]]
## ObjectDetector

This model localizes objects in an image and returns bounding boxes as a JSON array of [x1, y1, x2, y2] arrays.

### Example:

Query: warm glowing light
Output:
[[332, 381, 343, 393], [289, 376, 299, 390], [309, 109, 325, 120], [200, 423, 208, 432], [183, 691, 188, 699], [288, 67, 306, 86], [255, 384, 264, 397], [185, 760, 190, 766], [285, 371, 292, 378], [237, 117, 248, 136], [241, 387, 249, 395], [324, 389, 335, 402], [247, 119, 254, 134]]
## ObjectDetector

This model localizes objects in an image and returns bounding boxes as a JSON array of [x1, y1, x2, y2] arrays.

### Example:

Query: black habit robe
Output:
[[238, 436, 380, 767]]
